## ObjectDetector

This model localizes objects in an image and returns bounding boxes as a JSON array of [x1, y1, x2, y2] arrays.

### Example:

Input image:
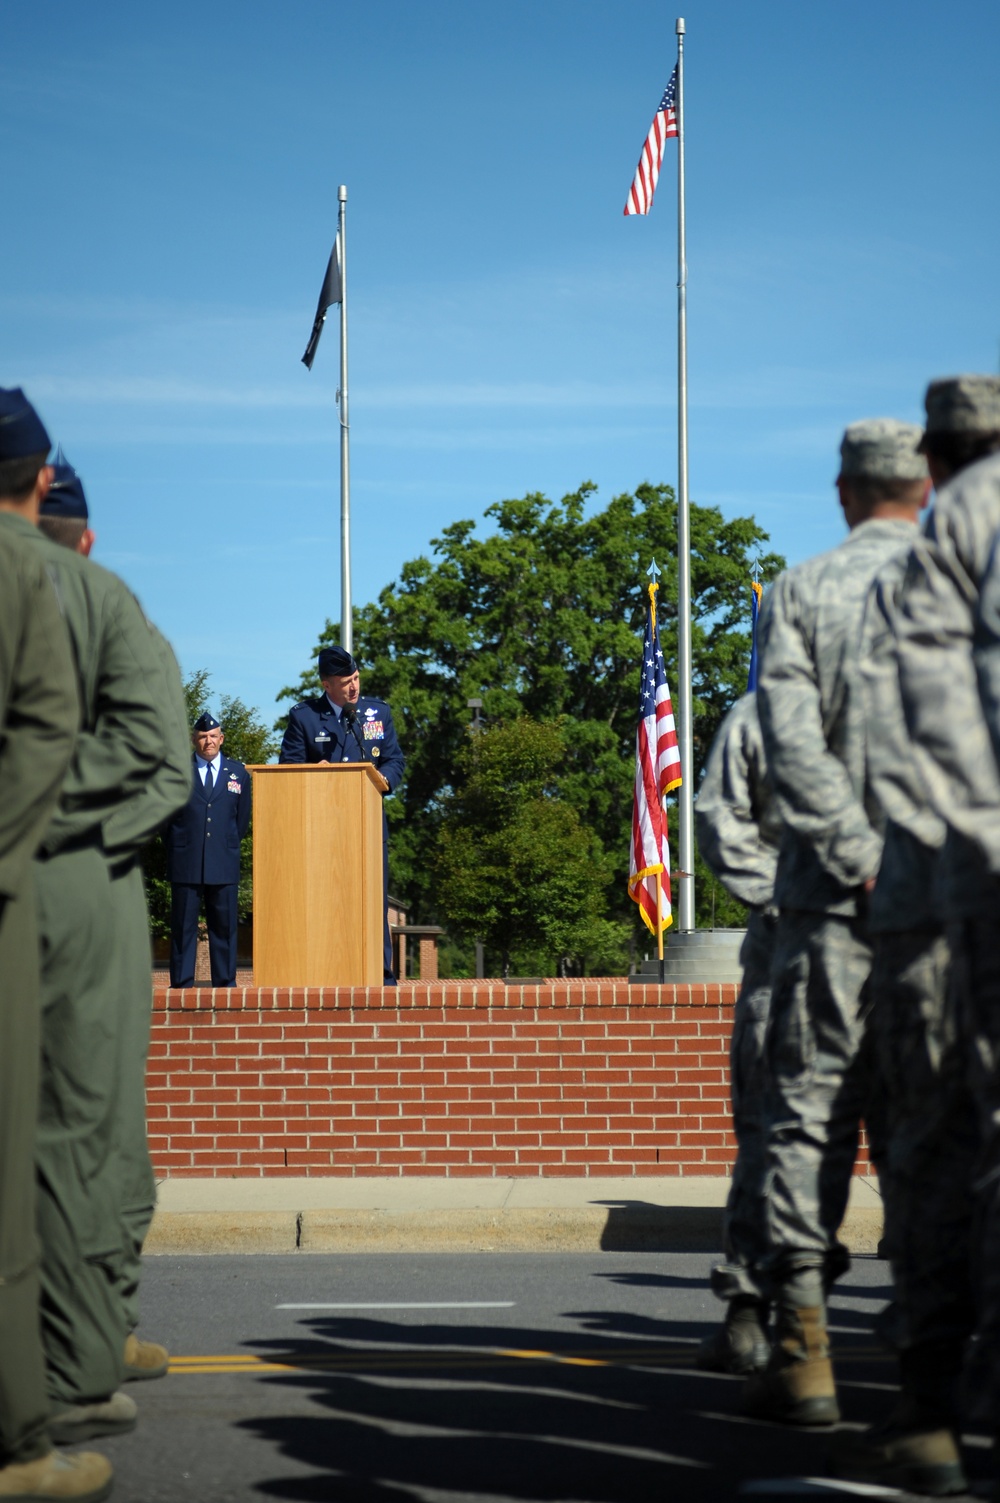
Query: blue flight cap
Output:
[[0, 387, 50, 461], [40, 446, 89, 520], [193, 712, 222, 732], [318, 645, 358, 678]]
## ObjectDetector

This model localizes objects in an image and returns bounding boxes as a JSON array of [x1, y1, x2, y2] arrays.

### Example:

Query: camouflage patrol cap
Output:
[[839, 419, 927, 482], [921, 376, 1000, 442]]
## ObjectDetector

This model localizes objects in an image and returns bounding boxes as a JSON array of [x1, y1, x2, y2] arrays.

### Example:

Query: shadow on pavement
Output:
[[233, 1291, 967, 1502]]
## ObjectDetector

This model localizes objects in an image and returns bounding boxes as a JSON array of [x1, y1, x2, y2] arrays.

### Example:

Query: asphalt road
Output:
[[94, 1252, 989, 1502]]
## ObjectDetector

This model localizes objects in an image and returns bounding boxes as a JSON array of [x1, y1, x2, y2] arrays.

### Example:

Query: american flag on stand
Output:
[[624, 66, 678, 217], [746, 579, 763, 692], [628, 588, 682, 933]]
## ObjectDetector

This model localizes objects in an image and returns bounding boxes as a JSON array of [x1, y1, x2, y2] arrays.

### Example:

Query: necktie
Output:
[[204, 763, 214, 794]]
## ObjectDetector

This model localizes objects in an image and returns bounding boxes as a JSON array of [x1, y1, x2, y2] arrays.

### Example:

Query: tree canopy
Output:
[[434, 717, 627, 978], [278, 481, 784, 959]]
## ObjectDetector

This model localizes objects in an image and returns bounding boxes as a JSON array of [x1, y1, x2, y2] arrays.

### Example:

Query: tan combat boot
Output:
[[741, 1303, 839, 1426], [697, 1298, 771, 1375], [0, 1450, 112, 1502], [123, 1333, 168, 1382], [49, 1391, 136, 1446], [829, 1417, 966, 1496], [829, 1340, 968, 1496]]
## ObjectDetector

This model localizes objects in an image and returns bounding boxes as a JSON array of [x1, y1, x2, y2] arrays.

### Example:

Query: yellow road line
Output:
[[167, 1341, 891, 1379]]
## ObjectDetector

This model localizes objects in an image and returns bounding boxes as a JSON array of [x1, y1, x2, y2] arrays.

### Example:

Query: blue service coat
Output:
[[278, 695, 405, 789], [279, 694, 404, 979], [164, 755, 252, 886]]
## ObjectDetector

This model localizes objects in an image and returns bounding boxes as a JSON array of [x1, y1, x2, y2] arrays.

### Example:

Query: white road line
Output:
[[275, 1301, 516, 1311]]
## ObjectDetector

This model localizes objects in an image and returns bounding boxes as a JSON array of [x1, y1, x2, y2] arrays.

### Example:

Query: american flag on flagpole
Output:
[[628, 585, 682, 932], [623, 66, 678, 217]]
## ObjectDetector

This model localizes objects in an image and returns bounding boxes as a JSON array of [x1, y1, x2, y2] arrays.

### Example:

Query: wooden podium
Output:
[[248, 763, 385, 987]]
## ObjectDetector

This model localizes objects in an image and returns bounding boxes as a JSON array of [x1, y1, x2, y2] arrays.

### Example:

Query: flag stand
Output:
[[651, 577, 668, 984]]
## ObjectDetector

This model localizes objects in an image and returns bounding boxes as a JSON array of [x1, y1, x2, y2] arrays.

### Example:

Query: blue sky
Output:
[[4, 0, 998, 725]]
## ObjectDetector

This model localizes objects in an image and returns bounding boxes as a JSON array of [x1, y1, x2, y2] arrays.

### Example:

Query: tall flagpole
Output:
[[338, 183, 352, 655], [674, 17, 695, 931]]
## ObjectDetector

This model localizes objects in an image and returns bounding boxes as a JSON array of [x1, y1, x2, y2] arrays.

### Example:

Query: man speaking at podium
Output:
[[279, 646, 405, 983]]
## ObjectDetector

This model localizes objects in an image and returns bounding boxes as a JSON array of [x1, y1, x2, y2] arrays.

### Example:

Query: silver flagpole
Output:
[[674, 17, 695, 931], [338, 183, 352, 654]]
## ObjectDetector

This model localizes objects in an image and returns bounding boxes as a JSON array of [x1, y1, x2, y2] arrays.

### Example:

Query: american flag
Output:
[[628, 591, 682, 933], [746, 580, 763, 692], [624, 66, 678, 217]]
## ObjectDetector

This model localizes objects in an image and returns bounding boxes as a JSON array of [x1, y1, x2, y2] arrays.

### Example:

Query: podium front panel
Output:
[[249, 765, 384, 986]]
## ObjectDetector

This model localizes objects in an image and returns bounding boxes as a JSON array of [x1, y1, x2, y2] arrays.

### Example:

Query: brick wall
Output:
[[146, 980, 870, 1178]]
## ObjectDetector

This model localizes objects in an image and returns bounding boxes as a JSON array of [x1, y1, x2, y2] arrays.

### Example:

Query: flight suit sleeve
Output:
[[100, 625, 192, 857], [695, 695, 777, 909], [42, 579, 167, 852], [0, 551, 78, 897], [894, 498, 1000, 867], [757, 571, 881, 892]]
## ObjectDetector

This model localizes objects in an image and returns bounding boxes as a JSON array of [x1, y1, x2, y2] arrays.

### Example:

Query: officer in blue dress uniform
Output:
[[279, 645, 405, 983], [165, 712, 251, 987]]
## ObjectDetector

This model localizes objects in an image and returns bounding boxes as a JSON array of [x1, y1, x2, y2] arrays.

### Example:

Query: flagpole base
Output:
[[628, 928, 747, 986]]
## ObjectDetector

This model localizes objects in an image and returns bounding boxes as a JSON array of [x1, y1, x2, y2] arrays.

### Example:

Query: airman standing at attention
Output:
[[0, 389, 111, 1501], [164, 711, 251, 990], [889, 376, 1000, 1496], [826, 430, 976, 1497], [745, 419, 929, 1429], [695, 692, 782, 1377], [14, 437, 189, 1444], [35, 450, 192, 1400]]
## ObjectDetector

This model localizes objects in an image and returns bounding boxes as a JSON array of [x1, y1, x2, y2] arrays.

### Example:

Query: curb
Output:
[[144, 1204, 883, 1257]]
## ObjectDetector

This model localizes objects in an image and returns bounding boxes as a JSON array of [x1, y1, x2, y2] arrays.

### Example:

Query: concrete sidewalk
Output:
[[145, 1175, 884, 1256]]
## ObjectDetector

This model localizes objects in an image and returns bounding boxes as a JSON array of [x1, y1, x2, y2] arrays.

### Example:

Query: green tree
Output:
[[435, 718, 628, 978], [142, 673, 279, 938], [278, 482, 784, 944]]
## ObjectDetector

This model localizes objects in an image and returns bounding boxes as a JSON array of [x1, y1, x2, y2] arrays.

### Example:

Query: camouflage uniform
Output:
[[860, 554, 977, 1365], [894, 428, 1000, 1435], [695, 693, 781, 1304], [755, 515, 919, 1291], [745, 419, 929, 1431]]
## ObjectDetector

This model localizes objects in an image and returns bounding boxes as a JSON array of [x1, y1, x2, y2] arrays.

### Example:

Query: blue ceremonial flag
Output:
[[302, 234, 343, 371], [746, 580, 763, 692]]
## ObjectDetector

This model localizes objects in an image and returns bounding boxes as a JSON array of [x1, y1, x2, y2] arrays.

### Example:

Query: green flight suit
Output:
[[0, 517, 78, 1465], [13, 516, 170, 1407], [101, 625, 190, 1334]]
